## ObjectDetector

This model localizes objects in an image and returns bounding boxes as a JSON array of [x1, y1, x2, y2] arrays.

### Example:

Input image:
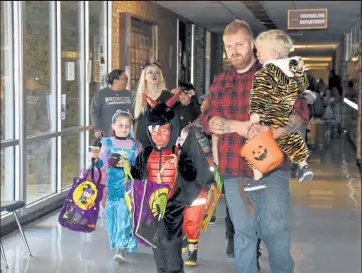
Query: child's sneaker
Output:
[[113, 248, 126, 263], [209, 215, 216, 225], [298, 165, 314, 183]]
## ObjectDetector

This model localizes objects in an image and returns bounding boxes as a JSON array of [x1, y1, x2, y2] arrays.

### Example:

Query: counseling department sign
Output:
[[288, 9, 328, 30]]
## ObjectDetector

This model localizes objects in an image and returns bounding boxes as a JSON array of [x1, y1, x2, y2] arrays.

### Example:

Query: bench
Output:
[[1, 201, 33, 269]]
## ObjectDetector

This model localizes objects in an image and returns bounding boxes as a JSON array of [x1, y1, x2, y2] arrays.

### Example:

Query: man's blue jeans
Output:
[[224, 167, 294, 273]]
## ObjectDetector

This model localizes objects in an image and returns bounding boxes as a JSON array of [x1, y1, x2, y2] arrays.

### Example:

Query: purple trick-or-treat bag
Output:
[[58, 160, 104, 233], [125, 179, 171, 248]]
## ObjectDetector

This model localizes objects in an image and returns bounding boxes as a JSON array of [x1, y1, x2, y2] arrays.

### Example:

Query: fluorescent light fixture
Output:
[[303, 57, 332, 62], [305, 62, 330, 67], [305, 67, 329, 70], [344, 98, 358, 110], [293, 44, 338, 50], [351, 56, 359, 62]]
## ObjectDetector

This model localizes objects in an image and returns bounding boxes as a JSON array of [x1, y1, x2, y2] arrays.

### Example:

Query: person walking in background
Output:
[[172, 82, 201, 132], [192, 94, 208, 128], [90, 69, 134, 139], [328, 69, 342, 96], [132, 60, 173, 149]]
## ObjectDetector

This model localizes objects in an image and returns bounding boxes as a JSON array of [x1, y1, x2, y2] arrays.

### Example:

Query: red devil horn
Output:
[[166, 88, 181, 108], [142, 93, 158, 108]]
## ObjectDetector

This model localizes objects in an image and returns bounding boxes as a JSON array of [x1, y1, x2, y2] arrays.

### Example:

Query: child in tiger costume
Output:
[[248, 29, 314, 183]]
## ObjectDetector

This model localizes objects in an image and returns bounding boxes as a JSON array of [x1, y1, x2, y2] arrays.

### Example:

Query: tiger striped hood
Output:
[[263, 57, 304, 78]]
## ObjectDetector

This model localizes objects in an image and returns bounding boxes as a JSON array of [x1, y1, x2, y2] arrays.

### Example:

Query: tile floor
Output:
[[1, 135, 361, 273]]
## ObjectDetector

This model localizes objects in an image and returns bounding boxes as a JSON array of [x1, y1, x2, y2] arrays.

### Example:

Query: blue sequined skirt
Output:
[[104, 198, 138, 252]]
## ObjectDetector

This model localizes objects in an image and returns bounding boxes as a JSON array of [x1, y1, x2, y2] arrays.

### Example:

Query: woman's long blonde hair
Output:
[[133, 64, 166, 119]]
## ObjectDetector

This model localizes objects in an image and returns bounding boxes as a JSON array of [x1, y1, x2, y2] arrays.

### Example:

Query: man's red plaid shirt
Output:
[[200, 61, 309, 178]]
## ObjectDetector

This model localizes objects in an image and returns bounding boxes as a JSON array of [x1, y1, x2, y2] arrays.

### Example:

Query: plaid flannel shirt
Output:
[[200, 61, 309, 178]]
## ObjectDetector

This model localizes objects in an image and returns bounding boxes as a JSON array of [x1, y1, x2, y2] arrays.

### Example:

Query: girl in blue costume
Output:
[[96, 110, 139, 263]]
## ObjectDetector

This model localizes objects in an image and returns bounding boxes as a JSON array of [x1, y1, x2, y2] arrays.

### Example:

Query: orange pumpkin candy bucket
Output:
[[240, 129, 284, 174]]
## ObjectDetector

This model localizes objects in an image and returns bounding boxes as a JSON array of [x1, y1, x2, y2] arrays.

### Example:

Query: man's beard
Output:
[[229, 51, 254, 71]]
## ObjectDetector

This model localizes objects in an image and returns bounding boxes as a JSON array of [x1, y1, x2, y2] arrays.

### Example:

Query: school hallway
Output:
[[1, 135, 360, 273]]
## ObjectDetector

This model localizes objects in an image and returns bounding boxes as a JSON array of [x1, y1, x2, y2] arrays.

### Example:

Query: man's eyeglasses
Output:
[[119, 77, 128, 81]]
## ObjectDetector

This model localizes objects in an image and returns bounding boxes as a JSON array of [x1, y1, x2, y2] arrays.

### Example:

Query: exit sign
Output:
[[288, 9, 328, 30]]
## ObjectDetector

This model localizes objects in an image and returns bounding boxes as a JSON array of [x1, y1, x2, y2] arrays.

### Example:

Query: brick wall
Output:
[[112, 1, 179, 89]]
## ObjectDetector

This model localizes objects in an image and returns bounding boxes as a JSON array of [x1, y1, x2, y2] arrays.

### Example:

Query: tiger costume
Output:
[[248, 56, 309, 165]]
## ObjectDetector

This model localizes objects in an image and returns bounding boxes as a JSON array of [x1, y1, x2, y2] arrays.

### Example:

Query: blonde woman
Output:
[[133, 60, 173, 148]]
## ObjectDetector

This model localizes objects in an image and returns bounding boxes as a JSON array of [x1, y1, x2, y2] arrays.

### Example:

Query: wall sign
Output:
[[65, 62, 75, 81], [94, 60, 100, 83], [288, 9, 328, 30]]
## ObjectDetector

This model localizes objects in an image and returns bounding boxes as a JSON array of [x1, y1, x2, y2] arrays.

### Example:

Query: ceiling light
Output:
[[304, 67, 329, 71], [304, 63, 330, 67], [303, 57, 332, 62], [351, 56, 359, 62], [292, 44, 338, 50]]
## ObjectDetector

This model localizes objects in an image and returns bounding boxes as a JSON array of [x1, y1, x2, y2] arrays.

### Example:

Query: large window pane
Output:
[[61, 132, 84, 189], [24, 1, 56, 136], [89, 2, 106, 106], [61, 1, 82, 129], [1, 2, 15, 141], [26, 138, 56, 203], [1, 146, 15, 203]]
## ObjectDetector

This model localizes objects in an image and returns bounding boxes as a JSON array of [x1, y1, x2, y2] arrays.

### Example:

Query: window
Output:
[[24, 1, 56, 136], [26, 138, 56, 203], [1, 0, 109, 219], [1, 1, 15, 141], [130, 18, 154, 90], [61, 1, 83, 129], [61, 132, 84, 189], [1, 146, 15, 202], [89, 1, 107, 106]]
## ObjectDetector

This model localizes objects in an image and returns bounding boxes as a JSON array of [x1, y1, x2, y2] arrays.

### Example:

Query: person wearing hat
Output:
[[172, 82, 201, 133]]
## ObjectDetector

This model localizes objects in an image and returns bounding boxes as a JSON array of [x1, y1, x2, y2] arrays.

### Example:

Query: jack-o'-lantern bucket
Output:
[[240, 130, 284, 174]]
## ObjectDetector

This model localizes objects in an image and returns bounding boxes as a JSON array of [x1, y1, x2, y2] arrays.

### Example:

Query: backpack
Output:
[[58, 161, 104, 233]]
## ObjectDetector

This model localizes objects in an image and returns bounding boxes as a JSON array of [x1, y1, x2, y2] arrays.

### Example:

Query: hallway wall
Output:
[[194, 25, 206, 95], [359, 2, 362, 165], [210, 33, 224, 86]]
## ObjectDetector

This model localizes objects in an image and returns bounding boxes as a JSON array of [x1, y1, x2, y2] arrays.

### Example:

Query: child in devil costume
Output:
[[120, 90, 205, 273]]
